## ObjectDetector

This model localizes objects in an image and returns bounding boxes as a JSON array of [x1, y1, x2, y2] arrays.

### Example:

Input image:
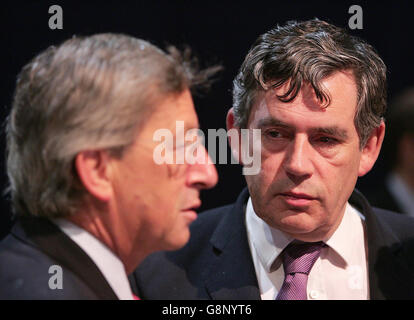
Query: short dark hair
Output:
[[232, 19, 387, 148]]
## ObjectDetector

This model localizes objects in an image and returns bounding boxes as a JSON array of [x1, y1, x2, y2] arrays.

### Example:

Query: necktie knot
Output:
[[281, 241, 324, 275]]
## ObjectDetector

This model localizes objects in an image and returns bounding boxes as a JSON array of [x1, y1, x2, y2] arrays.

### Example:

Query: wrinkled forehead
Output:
[[248, 71, 359, 128]]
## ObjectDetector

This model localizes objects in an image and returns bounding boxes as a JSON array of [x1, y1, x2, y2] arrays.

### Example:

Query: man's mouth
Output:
[[181, 201, 201, 222], [280, 192, 315, 200], [182, 201, 201, 212], [278, 191, 316, 206]]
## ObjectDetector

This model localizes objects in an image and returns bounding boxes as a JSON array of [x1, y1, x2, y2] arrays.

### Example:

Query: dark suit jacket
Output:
[[131, 188, 414, 300], [0, 216, 118, 299], [364, 182, 404, 214]]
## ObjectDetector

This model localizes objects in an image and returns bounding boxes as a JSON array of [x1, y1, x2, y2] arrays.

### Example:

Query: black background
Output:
[[1, 0, 412, 238]]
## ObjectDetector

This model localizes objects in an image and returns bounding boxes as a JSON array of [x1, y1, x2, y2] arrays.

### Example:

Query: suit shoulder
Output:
[[373, 207, 414, 240], [0, 234, 55, 298], [0, 233, 96, 299], [0, 233, 52, 271]]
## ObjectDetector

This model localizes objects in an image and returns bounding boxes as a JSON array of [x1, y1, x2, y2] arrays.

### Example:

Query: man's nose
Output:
[[187, 145, 218, 190], [283, 136, 314, 179]]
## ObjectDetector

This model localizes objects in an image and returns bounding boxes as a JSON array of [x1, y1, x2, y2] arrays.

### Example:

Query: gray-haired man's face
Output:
[[107, 89, 218, 257]]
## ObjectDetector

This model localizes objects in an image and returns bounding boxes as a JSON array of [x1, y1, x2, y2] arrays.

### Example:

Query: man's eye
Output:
[[317, 136, 338, 144], [266, 130, 282, 138]]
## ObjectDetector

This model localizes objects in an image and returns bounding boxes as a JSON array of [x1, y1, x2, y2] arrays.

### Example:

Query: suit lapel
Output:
[[16, 216, 118, 300], [349, 190, 413, 299], [204, 189, 260, 300]]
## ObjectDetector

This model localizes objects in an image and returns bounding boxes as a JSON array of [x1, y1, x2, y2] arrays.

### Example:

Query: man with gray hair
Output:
[[0, 33, 218, 299], [132, 19, 414, 299]]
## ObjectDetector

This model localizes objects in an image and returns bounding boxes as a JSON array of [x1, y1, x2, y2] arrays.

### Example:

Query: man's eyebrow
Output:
[[256, 116, 349, 139], [312, 127, 349, 140], [256, 117, 292, 129]]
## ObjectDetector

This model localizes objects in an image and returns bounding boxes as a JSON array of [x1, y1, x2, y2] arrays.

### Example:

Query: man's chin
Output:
[[265, 211, 323, 238], [163, 229, 191, 251]]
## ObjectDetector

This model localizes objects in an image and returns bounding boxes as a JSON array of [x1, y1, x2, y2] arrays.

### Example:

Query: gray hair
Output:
[[232, 19, 387, 148], [6, 33, 220, 218]]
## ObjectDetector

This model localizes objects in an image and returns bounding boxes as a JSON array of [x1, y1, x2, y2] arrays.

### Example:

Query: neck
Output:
[[66, 205, 117, 255], [66, 201, 151, 275], [65, 203, 132, 272]]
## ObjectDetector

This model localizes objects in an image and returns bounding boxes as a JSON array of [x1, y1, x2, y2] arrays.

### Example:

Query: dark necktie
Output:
[[276, 241, 324, 300]]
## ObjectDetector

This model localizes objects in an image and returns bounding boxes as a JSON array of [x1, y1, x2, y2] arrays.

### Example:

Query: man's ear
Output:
[[358, 121, 386, 177], [75, 150, 113, 202], [226, 108, 243, 165]]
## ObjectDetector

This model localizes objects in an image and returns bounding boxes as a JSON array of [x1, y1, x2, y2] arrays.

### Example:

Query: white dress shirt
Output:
[[52, 218, 134, 300], [246, 197, 369, 300], [386, 172, 414, 217]]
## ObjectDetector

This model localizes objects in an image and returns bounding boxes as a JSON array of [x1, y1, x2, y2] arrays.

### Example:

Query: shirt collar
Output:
[[246, 197, 293, 272], [52, 218, 134, 300], [246, 197, 365, 272], [324, 202, 365, 266]]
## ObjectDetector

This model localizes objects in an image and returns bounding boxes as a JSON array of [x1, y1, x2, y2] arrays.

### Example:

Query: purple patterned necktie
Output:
[[276, 241, 325, 300]]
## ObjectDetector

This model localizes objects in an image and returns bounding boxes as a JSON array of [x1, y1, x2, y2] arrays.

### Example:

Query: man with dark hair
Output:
[[365, 87, 414, 216], [132, 19, 414, 299], [0, 33, 218, 299]]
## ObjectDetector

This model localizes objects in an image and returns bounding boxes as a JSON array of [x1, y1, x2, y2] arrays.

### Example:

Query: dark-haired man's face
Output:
[[240, 71, 383, 241]]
